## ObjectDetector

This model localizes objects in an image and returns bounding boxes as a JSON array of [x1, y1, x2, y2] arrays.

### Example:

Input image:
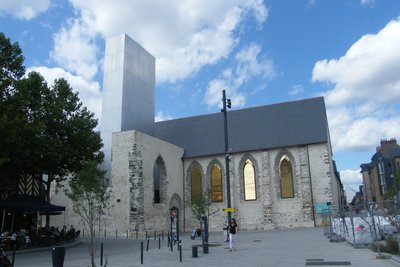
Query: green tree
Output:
[[65, 162, 112, 267], [0, 32, 25, 95], [0, 32, 25, 190], [190, 190, 211, 223], [384, 170, 400, 232], [0, 32, 103, 207]]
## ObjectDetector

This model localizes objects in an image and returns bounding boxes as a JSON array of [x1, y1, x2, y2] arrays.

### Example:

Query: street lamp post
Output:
[[221, 90, 232, 223]]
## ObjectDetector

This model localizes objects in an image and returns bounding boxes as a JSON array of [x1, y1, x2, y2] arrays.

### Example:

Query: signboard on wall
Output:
[[315, 202, 331, 214]]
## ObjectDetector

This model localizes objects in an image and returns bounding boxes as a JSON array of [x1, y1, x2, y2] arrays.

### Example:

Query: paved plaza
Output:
[[7, 227, 400, 267]]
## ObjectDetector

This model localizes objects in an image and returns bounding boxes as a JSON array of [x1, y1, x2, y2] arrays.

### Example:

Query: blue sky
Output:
[[1, 0, 400, 198]]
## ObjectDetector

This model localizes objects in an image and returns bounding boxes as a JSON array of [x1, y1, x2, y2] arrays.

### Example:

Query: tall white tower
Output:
[[100, 34, 155, 178]]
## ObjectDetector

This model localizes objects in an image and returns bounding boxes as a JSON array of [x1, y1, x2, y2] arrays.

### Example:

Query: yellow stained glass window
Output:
[[243, 159, 256, 200], [280, 156, 294, 198], [211, 164, 223, 202], [191, 167, 202, 202]]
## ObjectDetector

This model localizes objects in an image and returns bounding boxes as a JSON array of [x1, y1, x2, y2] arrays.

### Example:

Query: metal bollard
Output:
[[192, 245, 198, 258], [100, 243, 103, 266], [159, 236, 161, 249], [154, 231, 156, 240], [146, 238, 150, 251], [179, 240, 182, 262], [52, 246, 66, 267], [141, 241, 143, 264], [12, 245, 16, 267], [126, 230, 128, 239]]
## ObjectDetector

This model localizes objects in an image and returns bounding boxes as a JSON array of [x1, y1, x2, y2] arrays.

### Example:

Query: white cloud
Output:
[[340, 169, 362, 189], [313, 19, 400, 106], [289, 84, 304, 96], [204, 43, 275, 109], [360, 0, 375, 7], [65, 0, 268, 84], [50, 18, 98, 80], [0, 0, 50, 20], [27, 66, 102, 126], [155, 111, 174, 122], [312, 18, 400, 152]]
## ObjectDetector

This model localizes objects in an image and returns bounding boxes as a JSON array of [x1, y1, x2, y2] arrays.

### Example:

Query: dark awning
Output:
[[0, 195, 65, 212]]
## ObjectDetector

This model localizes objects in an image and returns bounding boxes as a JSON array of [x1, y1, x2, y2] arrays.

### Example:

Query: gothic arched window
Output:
[[211, 164, 223, 202], [280, 155, 294, 198], [243, 159, 256, 200], [153, 162, 161, 203], [153, 156, 166, 204], [191, 166, 202, 202]]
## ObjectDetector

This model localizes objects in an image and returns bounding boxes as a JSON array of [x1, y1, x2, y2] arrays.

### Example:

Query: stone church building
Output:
[[56, 34, 341, 234]]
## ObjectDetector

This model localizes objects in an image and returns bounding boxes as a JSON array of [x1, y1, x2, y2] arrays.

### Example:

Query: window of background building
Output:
[[280, 155, 294, 198], [191, 167, 202, 202], [211, 164, 223, 202], [243, 159, 256, 200]]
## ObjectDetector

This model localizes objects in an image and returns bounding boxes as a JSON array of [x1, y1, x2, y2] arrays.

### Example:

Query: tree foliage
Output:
[[65, 162, 112, 267], [0, 32, 103, 201], [384, 170, 400, 232], [0, 32, 25, 184], [190, 190, 211, 223]]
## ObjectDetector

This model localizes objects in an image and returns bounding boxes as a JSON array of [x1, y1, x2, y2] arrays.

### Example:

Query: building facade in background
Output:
[[360, 139, 400, 205]]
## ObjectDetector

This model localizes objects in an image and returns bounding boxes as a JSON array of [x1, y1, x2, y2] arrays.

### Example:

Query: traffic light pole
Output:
[[221, 90, 232, 223]]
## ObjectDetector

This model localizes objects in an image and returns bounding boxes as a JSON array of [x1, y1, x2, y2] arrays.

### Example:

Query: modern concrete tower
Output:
[[100, 34, 155, 178]]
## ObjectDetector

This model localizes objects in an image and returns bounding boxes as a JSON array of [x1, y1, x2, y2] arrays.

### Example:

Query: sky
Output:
[[1, 0, 400, 199]]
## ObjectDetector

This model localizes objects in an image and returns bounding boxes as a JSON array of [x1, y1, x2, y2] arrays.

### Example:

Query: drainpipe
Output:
[[306, 146, 316, 226], [182, 158, 186, 232]]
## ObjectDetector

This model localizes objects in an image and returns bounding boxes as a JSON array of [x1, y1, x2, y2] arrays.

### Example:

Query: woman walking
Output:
[[228, 218, 238, 251]]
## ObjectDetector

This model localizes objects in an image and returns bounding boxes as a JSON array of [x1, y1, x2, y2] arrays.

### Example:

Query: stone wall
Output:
[[110, 130, 184, 236], [50, 135, 334, 235], [183, 143, 333, 232]]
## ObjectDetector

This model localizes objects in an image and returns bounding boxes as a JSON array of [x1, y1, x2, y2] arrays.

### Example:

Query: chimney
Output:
[[380, 138, 398, 155]]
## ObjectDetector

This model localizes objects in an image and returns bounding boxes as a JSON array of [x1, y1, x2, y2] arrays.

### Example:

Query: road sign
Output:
[[222, 208, 236, 212]]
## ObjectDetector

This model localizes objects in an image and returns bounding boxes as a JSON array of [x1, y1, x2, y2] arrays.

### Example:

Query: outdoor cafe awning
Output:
[[0, 195, 65, 212]]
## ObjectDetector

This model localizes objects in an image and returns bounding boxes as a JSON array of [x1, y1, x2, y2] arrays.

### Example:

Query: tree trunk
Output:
[[45, 177, 51, 228]]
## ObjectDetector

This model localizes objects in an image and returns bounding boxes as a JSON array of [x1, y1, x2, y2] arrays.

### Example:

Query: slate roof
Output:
[[154, 97, 329, 159]]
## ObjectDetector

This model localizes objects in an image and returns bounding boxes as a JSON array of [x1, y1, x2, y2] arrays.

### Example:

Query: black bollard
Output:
[[100, 243, 103, 266], [154, 231, 156, 240], [162, 230, 164, 240], [146, 238, 150, 251], [192, 245, 198, 258], [52, 246, 66, 267], [141, 241, 143, 264], [179, 243, 183, 261], [11, 245, 16, 267], [167, 234, 170, 247], [145, 231, 148, 240], [159, 236, 161, 249], [104, 229, 106, 238], [116, 229, 118, 238], [126, 230, 128, 239]]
